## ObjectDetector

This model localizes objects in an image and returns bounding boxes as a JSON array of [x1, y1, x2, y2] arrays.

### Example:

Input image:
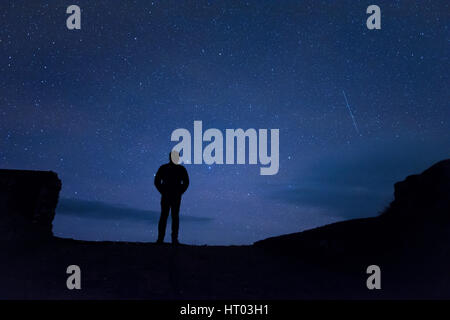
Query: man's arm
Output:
[[181, 167, 189, 194], [154, 167, 163, 194]]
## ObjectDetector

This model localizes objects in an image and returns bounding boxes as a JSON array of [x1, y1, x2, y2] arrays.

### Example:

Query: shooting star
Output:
[[342, 90, 361, 136]]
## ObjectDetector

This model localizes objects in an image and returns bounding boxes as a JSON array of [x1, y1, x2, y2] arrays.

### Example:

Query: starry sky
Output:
[[1, 0, 449, 244]]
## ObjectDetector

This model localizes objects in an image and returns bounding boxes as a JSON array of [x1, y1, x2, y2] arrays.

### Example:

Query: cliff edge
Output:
[[0, 169, 61, 242]]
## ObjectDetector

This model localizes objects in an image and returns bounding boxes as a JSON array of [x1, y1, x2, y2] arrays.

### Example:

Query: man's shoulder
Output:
[[158, 163, 170, 171], [158, 163, 187, 172]]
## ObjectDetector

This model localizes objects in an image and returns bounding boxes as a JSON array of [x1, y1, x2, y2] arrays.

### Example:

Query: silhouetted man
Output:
[[154, 151, 189, 244]]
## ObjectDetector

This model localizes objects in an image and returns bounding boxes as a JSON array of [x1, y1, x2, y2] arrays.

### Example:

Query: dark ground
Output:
[[1, 222, 449, 300]]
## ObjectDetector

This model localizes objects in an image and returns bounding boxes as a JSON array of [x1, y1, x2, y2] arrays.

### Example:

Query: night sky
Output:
[[1, 0, 449, 244]]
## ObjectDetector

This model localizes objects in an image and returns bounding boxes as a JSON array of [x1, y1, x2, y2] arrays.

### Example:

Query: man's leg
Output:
[[170, 198, 181, 243], [157, 197, 170, 242]]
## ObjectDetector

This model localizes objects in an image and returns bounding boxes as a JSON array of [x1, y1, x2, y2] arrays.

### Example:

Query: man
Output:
[[154, 150, 189, 244]]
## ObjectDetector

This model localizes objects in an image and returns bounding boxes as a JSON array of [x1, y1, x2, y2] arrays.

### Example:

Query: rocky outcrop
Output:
[[382, 159, 450, 222], [0, 169, 61, 242], [255, 159, 450, 256]]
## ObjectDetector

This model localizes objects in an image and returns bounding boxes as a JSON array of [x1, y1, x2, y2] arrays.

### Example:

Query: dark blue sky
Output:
[[1, 0, 449, 244]]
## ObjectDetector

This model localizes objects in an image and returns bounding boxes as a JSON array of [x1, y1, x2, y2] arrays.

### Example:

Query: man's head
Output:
[[169, 150, 180, 165]]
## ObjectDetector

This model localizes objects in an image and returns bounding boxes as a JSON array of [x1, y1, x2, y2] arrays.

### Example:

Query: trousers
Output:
[[157, 196, 181, 241]]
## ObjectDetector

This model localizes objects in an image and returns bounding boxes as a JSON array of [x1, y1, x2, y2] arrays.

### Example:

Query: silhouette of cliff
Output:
[[254, 159, 450, 258], [0, 160, 449, 299], [383, 159, 450, 221], [0, 169, 61, 243]]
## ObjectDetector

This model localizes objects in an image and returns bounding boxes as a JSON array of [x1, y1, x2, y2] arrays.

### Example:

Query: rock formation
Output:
[[382, 159, 450, 221], [0, 169, 61, 242], [255, 159, 450, 256]]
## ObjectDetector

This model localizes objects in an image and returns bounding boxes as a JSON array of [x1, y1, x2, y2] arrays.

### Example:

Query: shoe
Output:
[[172, 239, 180, 245], [156, 239, 164, 244]]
